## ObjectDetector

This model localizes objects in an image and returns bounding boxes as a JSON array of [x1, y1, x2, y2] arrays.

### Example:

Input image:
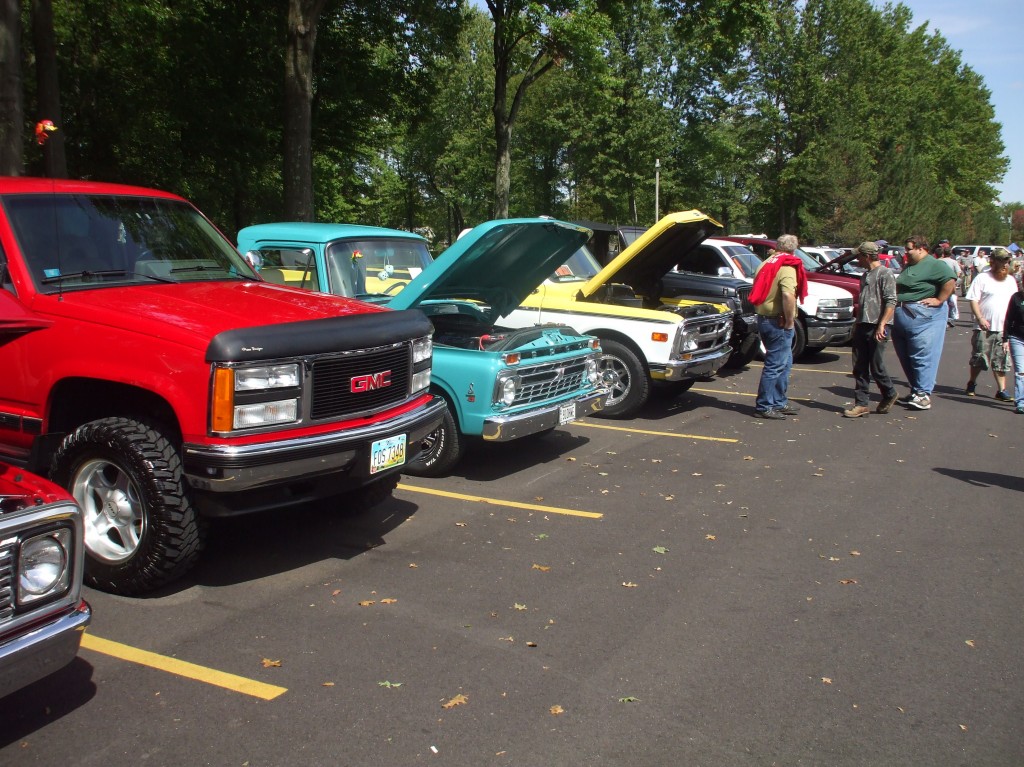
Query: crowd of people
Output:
[[750, 236, 1024, 419]]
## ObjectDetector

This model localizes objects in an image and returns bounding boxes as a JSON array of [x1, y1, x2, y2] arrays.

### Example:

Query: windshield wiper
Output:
[[41, 269, 129, 284]]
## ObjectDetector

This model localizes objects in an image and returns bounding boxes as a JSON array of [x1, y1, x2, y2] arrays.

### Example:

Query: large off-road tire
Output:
[[404, 405, 464, 477], [50, 417, 204, 596], [596, 339, 650, 418], [725, 339, 759, 369]]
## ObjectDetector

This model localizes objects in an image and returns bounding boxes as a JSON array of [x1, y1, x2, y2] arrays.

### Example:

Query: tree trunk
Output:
[[0, 0, 23, 175], [31, 0, 66, 178], [283, 0, 326, 221]]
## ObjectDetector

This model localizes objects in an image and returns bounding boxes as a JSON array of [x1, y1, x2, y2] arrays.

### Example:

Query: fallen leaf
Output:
[[331, 589, 341, 596], [536, 533, 549, 540], [442, 694, 468, 709], [822, 677, 833, 685], [378, 680, 402, 688], [828, 556, 840, 562], [598, 472, 609, 476], [959, 724, 968, 731], [409, 563, 418, 568], [499, 636, 514, 642], [965, 639, 975, 648], [513, 603, 528, 611], [532, 564, 551, 572], [652, 546, 669, 554], [663, 494, 675, 501], [534, 496, 544, 502], [839, 579, 858, 585], [743, 455, 754, 461], [622, 582, 638, 588], [600, 489, 609, 494], [692, 472, 702, 476], [358, 600, 376, 606], [380, 598, 398, 605], [526, 641, 537, 647], [550, 705, 565, 715], [455, 522, 467, 527], [322, 682, 335, 687], [705, 534, 716, 541], [849, 551, 861, 557], [566, 457, 577, 462], [618, 696, 640, 703], [261, 658, 281, 668], [651, 459, 662, 463]]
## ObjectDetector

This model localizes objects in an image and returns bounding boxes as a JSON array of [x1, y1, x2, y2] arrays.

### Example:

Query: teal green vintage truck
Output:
[[236, 219, 607, 476]]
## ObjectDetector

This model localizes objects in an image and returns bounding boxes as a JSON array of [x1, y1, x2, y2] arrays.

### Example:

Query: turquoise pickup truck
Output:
[[237, 219, 607, 476]]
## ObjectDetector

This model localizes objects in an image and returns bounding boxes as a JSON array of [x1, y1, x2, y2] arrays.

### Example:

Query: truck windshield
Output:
[[4, 193, 256, 293], [325, 237, 432, 298], [549, 246, 602, 283]]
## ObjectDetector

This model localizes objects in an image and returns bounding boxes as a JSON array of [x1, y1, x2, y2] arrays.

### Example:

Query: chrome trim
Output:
[[482, 389, 607, 441], [0, 600, 91, 698], [651, 346, 731, 381], [184, 396, 446, 492]]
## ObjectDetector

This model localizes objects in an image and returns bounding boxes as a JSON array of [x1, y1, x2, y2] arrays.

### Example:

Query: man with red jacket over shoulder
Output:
[[750, 233, 808, 419]]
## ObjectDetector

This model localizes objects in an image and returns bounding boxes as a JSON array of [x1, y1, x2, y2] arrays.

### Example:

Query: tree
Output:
[[0, 0, 22, 175], [485, 0, 609, 218], [30, 0, 65, 177], [284, 0, 327, 221]]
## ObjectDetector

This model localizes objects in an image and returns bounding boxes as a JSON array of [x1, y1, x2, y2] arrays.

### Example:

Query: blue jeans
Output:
[[891, 302, 948, 396], [1008, 336, 1024, 408], [756, 315, 795, 412]]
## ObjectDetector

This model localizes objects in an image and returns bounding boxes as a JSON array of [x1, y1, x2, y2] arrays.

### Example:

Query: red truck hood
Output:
[[33, 281, 387, 350], [0, 462, 71, 511]]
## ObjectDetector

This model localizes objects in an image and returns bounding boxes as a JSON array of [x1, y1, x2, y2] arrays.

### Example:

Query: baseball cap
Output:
[[990, 248, 1010, 260], [856, 241, 879, 256]]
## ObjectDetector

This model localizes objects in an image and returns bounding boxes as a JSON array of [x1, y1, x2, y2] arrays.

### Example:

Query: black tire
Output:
[[404, 405, 464, 477], [49, 417, 204, 596], [725, 341, 758, 369], [596, 339, 650, 418], [756, 319, 808, 359], [342, 473, 400, 514]]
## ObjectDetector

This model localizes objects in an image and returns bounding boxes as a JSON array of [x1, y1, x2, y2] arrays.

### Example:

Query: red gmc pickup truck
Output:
[[0, 178, 444, 595]]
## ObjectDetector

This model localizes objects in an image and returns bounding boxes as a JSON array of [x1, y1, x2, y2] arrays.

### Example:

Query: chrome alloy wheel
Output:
[[72, 458, 146, 564]]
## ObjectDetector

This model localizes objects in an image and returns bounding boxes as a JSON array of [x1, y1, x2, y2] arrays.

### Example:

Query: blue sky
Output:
[[890, 0, 1024, 204]]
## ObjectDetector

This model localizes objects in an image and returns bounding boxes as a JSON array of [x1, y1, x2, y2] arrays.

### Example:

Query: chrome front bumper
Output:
[[652, 346, 732, 382], [183, 396, 447, 493], [806, 319, 855, 346], [482, 389, 608, 441], [0, 599, 91, 698]]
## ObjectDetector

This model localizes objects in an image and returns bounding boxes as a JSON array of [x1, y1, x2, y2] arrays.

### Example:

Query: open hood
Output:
[[578, 211, 722, 299], [387, 218, 591, 319]]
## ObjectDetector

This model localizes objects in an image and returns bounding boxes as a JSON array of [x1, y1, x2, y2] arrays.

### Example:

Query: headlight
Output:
[[586, 356, 601, 385], [817, 298, 840, 308], [235, 364, 300, 390], [412, 336, 432, 364], [495, 374, 519, 406], [18, 529, 72, 604], [233, 399, 299, 429], [680, 329, 701, 352], [411, 369, 431, 393]]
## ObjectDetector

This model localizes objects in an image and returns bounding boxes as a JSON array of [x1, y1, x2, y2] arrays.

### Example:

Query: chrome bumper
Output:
[[653, 346, 732, 382], [0, 599, 91, 698], [482, 389, 607, 441], [183, 396, 447, 493], [806, 320, 854, 346]]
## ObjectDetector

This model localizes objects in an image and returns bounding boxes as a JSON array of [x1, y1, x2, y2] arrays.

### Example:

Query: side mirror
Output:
[[244, 251, 263, 271], [717, 266, 733, 277]]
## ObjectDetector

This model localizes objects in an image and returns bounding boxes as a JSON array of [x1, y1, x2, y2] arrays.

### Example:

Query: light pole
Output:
[[655, 158, 660, 223]]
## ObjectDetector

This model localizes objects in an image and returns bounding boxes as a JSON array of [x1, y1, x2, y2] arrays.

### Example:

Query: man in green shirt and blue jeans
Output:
[[891, 235, 957, 410]]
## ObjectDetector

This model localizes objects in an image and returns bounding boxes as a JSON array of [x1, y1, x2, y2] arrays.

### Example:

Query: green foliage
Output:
[[8, 0, 1008, 248]]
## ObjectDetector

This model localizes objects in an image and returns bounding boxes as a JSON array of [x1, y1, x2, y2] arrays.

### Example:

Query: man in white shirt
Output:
[[965, 249, 1018, 400]]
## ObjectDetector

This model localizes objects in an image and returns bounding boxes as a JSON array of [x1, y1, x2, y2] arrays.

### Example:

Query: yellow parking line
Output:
[[81, 633, 288, 701], [397, 484, 602, 519], [747, 363, 851, 374], [576, 421, 738, 443]]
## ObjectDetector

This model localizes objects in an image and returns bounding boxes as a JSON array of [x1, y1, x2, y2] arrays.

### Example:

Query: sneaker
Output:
[[1016, 405, 1024, 414], [897, 393, 916, 405], [843, 405, 870, 418], [965, 381, 976, 396], [907, 393, 931, 410], [753, 409, 786, 420], [995, 390, 1012, 402], [777, 403, 800, 415], [876, 392, 899, 414]]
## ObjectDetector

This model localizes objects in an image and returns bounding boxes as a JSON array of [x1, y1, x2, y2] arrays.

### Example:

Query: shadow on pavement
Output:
[[0, 657, 96, 747], [933, 467, 1024, 492]]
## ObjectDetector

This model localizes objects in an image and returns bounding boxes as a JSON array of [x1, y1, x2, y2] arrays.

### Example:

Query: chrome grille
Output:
[[513, 358, 590, 407], [310, 344, 411, 420], [0, 539, 14, 623], [738, 286, 755, 314], [689, 317, 732, 352]]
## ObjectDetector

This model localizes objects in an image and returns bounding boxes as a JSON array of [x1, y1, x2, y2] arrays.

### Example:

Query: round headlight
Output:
[[19, 535, 68, 597], [500, 376, 518, 406]]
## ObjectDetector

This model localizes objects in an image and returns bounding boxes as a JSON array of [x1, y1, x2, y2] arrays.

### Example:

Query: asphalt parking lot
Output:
[[3, 308, 1023, 767]]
